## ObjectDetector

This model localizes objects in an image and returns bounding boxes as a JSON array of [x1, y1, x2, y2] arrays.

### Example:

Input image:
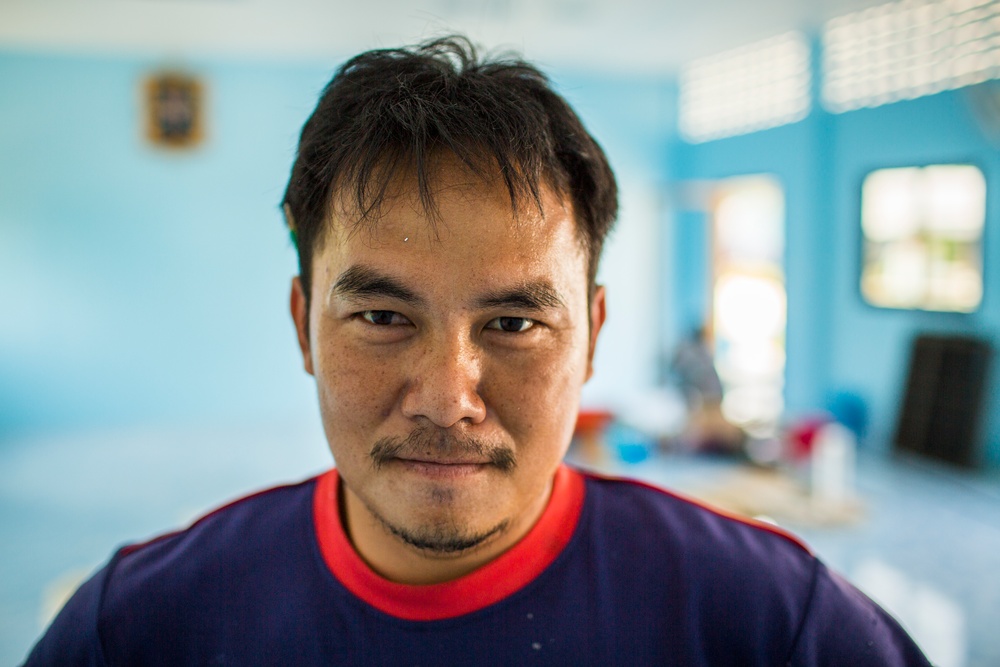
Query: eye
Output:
[[487, 317, 534, 333], [360, 310, 410, 326]]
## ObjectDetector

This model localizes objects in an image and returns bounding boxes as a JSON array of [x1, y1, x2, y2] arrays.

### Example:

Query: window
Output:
[[860, 164, 986, 312], [823, 0, 1000, 112], [679, 32, 811, 143], [711, 176, 786, 435]]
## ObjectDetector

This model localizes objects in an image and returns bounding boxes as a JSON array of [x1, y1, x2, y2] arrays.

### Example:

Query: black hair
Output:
[[282, 35, 617, 307]]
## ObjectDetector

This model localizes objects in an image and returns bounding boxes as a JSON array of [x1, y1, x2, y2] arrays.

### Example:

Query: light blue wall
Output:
[[4, 48, 995, 466], [553, 74, 678, 399], [0, 51, 338, 436], [672, 87, 1000, 466], [0, 50, 676, 439], [553, 73, 675, 181], [826, 91, 1000, 465]]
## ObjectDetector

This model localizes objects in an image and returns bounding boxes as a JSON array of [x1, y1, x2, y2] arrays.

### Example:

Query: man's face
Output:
[[291, 159, 604, 577]]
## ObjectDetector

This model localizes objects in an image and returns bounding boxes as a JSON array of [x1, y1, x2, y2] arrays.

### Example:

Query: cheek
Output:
[[488, 347, 586, 442], [313, 338, 397, 428]]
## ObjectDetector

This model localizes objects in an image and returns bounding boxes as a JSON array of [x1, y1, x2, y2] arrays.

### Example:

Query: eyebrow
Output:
[[330, 266, 566, 312], [330, 265, 425, 306], [474, 282, 567, 311]]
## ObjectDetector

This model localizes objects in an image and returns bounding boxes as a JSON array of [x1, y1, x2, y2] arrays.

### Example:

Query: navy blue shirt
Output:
[[25, 466, 930, 666]]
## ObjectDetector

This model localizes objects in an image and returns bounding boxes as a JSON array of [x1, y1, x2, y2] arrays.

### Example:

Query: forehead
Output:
[[321, 158, 585, 271]]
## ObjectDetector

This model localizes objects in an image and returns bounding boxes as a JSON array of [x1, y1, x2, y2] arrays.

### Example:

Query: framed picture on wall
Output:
[[144, 71, 205, 149], [860, 164, 986, 313]]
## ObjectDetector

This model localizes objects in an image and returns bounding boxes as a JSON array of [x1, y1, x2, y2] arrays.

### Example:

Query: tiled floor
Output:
[[2, 425, 999, 665]]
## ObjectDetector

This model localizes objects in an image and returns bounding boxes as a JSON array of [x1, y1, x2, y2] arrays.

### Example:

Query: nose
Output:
[[400, 332, 487, 428]]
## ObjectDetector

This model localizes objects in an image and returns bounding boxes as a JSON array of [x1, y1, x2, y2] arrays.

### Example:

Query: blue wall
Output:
[[827, 92, 1000, 465], [0, 52, 336, 436], [0, 50, 676, 439], [672, 88, 1000, 466], [3, 48, 997, 467]]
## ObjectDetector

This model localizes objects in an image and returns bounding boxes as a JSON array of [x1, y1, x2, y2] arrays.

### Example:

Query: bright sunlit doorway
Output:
[[710, 175, 786, 439]]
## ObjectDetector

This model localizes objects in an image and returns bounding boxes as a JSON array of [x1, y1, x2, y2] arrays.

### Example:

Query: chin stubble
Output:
[[379, 516, 510, 554], [365, 425, 516, 554]]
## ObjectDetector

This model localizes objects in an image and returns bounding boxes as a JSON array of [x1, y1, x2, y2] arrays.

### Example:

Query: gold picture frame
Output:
[[144, 72, 205, 149]]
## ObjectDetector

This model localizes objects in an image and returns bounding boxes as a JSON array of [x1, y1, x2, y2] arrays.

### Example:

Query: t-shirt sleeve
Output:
[[787, 561, 931, 666], [22, 563, 110, 667]]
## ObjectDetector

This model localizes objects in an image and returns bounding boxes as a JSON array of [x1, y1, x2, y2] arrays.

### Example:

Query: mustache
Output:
[[370, 426, 516, 473]]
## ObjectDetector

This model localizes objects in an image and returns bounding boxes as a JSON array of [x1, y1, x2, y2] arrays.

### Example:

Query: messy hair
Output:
[[282, 35, 618, 306]]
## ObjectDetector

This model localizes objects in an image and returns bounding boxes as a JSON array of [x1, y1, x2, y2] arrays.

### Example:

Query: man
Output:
[[27, 37, 929, 665]]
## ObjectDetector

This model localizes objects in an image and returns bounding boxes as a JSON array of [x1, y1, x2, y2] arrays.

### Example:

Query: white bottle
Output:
[[811, 422, 856, 505]]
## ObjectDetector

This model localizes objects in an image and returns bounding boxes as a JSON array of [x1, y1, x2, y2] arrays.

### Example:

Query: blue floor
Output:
[[2, 425, 999, 665]]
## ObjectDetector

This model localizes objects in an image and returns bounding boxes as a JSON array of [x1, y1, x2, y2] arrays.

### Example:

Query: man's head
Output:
[[284, 36, 618, 584], [282, 36, 617, 310]]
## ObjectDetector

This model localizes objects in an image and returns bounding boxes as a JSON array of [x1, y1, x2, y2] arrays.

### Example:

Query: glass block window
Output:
[[861, 164, 986, 312], [824, 0, 1000, 112], [679, 32, 812, 143]]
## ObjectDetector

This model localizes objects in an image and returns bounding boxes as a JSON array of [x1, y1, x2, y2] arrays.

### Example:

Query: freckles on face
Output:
[[311, 324, 401, 450], [302, 163, 597, 563], [485, 352, 579, 442]]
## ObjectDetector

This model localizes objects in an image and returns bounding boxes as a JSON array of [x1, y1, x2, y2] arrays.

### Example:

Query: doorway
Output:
[[709, 175, 786, 438]]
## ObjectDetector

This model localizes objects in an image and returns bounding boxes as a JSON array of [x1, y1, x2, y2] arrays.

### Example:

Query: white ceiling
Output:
[[0, 0, 890, 73]]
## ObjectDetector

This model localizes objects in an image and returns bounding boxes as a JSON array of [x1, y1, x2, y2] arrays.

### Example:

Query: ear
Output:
[[290, 276, 314, 376], [586, 285, 606, 382]]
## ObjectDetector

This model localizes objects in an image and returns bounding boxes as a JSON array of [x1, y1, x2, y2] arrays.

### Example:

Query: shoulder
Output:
[[103, 475, 319, 609], [577, 468, 812, 568], [574, 469, 818, 623], [26, 475, 322, 666], [553, 469, 819, 663], [113, 475, 318, 575], [790, 561, 933, 665], [571, 469, 930, 666]]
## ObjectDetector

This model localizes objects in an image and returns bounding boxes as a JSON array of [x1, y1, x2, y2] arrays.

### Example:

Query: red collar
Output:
[[313, 464, 585, 620]]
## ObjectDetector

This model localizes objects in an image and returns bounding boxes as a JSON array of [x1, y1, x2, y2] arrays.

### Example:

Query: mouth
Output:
[[370, 428, 517, 474], [393, 458, 493, 480], [397, 453, 494, 466]]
